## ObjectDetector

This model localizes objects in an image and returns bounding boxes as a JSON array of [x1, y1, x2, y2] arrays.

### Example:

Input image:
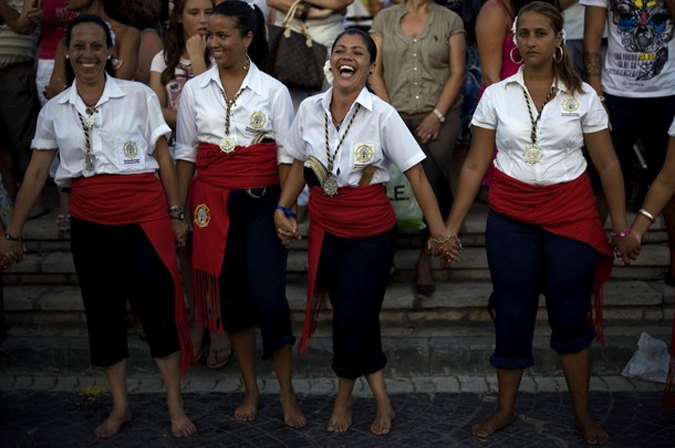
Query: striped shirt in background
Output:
[[0, 0, 39, 68]]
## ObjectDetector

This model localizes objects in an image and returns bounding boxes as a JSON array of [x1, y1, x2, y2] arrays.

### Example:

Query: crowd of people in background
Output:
[[0, 0, 673, 444]]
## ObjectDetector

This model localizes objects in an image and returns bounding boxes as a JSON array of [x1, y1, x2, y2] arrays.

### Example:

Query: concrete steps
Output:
[[1, 191, 673, 376]]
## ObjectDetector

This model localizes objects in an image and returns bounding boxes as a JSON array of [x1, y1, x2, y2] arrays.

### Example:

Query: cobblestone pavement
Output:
[[1, 375, 674, 447]]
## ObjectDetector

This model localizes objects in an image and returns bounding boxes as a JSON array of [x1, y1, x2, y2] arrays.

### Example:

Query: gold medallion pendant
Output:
[[523, 144, 542, 165], [322, 177, 338, 196], [219, 136, 237, 154]]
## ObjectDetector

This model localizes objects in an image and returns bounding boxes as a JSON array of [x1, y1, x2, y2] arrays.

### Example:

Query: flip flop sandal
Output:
[[207, 345, 233, 369]]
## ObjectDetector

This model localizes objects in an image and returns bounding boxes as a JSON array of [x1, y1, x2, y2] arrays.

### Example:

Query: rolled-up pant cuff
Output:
[[490, 354, 534, 370]]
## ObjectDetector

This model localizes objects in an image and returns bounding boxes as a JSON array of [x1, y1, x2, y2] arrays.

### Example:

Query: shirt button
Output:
[[413, 67, 417, 71], [413, 39, 417, 43], [415, 95, 419, 100], [413, 53, 417, 57]]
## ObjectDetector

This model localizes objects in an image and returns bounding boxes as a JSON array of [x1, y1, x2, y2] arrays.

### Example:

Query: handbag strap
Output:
[[280, 0, 315, 48]]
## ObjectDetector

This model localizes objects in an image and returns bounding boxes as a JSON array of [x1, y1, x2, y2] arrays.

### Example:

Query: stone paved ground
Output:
[[1, 376, 674, 447]]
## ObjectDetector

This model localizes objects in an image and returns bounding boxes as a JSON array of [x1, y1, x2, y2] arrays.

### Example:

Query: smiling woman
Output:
[[0, 14, 196, 440], [274, 28, 458, 436]]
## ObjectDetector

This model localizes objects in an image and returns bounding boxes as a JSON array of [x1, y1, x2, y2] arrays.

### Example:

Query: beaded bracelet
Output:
[[638, 208, 656, 224], [276, 205, 298, 220], [432, 233, 458, 244], [611, 229, 632, 238]]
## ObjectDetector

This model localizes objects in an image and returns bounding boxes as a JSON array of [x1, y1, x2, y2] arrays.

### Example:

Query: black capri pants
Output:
[[218, 185, 295, 359], [70, 217, 181, 367], [317, 225, 397, 379], [486, 211, 597, 370]]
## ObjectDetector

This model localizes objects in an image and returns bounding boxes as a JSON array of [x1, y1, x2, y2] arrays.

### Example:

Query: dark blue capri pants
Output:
[[317, 225, 397, 380], [71, 218, 181, 367], [219, 185, 295, 359], [486, 211, 597, 370]]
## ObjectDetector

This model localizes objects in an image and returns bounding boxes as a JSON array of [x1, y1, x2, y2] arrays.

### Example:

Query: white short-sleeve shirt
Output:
[[580, 0, 675, 98], [284, 87, 426, 187], [175, 63, 294, 164], [471, 67, 609, 186], [32, 75, 171, 187]]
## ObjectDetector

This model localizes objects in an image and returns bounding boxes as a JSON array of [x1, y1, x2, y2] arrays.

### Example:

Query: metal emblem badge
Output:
[[523, 144, 542, 165], [219, 136, 237, 154], [322, 177, 339, 196], [194, 203, 211, 228], [249, 111, 266, 129]]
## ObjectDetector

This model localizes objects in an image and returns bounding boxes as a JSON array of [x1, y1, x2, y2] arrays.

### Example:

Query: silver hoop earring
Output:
[[509, 47, 523, 65], [554, 46, 563, 63]]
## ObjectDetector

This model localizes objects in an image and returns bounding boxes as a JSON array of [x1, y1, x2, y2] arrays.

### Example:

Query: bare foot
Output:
[[280, 391, 306, 428], [170, 411, 196, 438], [576, 412, 609, 445], [326, 398, 352, 433], [234, 393, 258, 422], [94, 408, 131, 439], [471, 409, 515, 438], [371, 400, 395, 436]]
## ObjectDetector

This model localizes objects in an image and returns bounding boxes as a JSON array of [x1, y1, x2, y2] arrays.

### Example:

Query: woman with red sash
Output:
[[628, 119, 675, 408], [441, 3, 637, 444], [274, 29, 458, 436], [0, 15, 195, 439], [174, 1, 305, 428]]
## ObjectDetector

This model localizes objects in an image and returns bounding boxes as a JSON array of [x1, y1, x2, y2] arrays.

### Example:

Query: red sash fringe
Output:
[[189, 142, 279, 334], [70, 173, 192, 376], [488, 169, 613, 343], [300, 184, 396, 354]]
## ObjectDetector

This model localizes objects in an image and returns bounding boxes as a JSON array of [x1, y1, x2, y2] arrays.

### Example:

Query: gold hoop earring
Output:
[[243, 54, 250, 70], [509, 47, 523, 65], [554, 46, 563, 63]]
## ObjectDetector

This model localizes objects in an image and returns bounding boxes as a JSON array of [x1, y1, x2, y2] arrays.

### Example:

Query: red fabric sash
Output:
[[189, 142, 279, 333], [300, 184, 396, 354], [70, 173, 192, 376], [665, 254, 675, 408], [488, 168, 613, 343]]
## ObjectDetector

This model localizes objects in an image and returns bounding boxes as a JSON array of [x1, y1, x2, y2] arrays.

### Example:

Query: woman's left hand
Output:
[[172, 219, 189, 248], [415, 113, 442, 146], [610, 232, 641, 265]]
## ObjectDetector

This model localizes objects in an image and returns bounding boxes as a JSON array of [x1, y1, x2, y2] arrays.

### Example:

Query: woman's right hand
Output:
[[274, 209, 300, 249], [186, 34, 206, 62], [0, 238, 25, 268]]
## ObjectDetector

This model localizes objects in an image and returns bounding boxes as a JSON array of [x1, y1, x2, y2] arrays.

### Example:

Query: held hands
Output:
[[0, 238, 25, 271], [427, 228, 462, 263], [274, 209, 300, 249], [172, 219, 188, 248], [610, 229, 641, 265], [415, 113, 442, 146]]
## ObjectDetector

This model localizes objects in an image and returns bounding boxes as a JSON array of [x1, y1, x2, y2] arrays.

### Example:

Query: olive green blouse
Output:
[[371, 3, 464, 115]]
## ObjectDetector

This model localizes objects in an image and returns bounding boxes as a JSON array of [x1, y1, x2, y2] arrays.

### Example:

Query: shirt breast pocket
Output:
[[351, 142, 378, 168], [114, 135, 146, 171]]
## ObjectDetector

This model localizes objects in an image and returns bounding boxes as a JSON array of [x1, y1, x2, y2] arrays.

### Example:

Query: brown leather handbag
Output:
[[268, 0, 328, 91]]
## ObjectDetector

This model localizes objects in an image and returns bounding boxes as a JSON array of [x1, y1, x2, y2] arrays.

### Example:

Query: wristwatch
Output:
[[168, 205, 185, 221], [432, 108, 445, 123]]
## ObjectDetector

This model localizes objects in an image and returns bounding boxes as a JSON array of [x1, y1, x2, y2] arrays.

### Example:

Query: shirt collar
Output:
[[316, 86, 374, 115], [200, 62, 264, 96], [58, 73, 126, 107], [505, 66, 570, 94]]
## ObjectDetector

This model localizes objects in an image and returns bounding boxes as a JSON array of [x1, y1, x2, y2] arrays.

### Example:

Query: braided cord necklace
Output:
[[322, 103, 360, 196], [77, 107, 98, 171], [520, 85, 557, 166], [217, 85, 244, 154]]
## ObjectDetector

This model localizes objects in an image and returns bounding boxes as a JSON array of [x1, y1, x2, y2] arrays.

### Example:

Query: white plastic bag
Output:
[[386, 165, 425, 230], [621, 332, 671, 383]]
